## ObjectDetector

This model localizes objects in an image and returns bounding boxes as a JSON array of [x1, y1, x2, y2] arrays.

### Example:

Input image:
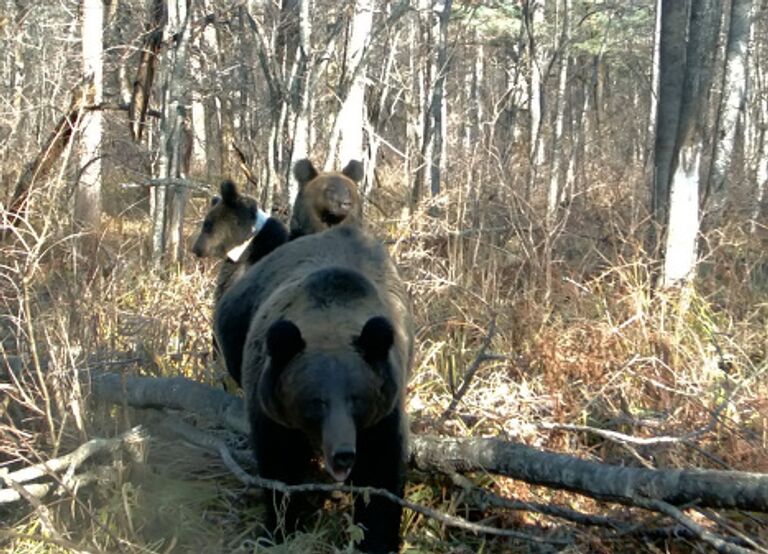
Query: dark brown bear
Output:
[[214, 226, 413, 553], [191, 179, 289, 306], [290, 159, 364, 239]]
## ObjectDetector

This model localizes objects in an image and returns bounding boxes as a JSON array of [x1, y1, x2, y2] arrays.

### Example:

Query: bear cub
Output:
[[191, 179, 289, 305], [290, 159, 364, 239], [214, 226, 413, 553]]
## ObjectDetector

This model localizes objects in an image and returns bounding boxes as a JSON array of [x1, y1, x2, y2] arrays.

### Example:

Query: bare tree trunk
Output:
[[428, 0, 452, 198], [199, 17, 222, 179], [190, 94, 206, 175], [1, 1, 27, 191], [527, 0, 546, 171], [660, 0, 720, 287], [129, 0, 164, 143], [410, 0, 431, 207], [651, 0, 687, 256], [706, 0, 752, 212], [751, 50, 767, 234], [546, 0, 569, 225], [287, 0, 312, 206], [564, 69, 586, 205], [152, 0, 191, 267], [326, 0, 374, 171], [75, 0, 104, 233], [646, 0, 662, 171]]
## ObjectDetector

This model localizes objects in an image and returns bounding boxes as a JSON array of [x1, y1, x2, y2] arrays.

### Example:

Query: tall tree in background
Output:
[[707, 0, 752, 213], [546, 0, 570, 224], [287, 0, 313, 204], [326, 0, 374, 172], [653, 0, 720, 287], [412, 0, 452, 204], [151, 0, 192, 266], [428, 0, 452, 198], [526, 0, 546, 192], [75, 0, 104, 232], [748, 2, 767, 232]]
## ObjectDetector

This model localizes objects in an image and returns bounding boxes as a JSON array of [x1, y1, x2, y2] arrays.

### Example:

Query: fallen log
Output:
[[88, 372, 768, 515]]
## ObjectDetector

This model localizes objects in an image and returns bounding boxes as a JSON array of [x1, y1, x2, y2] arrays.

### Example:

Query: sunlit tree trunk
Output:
[[527, 0, 546, 174], [326, 0, 374, 171], [565, 66, 587, 204], [547, 0, 569, 224], [707, 0, 752, 212], [656, 0, 720, 287], [152, 0, 191, 267], [652, 0, 687, 247], [288, 0, 312, 205], [410, 0, 432, 207], [75, 0, 103, 232], [646, 0, 662, 171], [429, 0, 452, 198], [199, 17, 222, 179], [1, 0, 26, 189], [748, 3, 766, 233]]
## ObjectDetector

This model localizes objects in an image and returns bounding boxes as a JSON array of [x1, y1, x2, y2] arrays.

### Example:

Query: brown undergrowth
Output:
[[1, 167, 767, 553]]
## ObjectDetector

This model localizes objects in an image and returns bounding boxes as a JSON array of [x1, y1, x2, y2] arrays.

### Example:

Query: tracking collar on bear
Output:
[[226, 209, 270, 262]]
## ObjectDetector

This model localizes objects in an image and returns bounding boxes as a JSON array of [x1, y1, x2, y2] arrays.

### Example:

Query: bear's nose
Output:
[[332, 447, 356, 471]]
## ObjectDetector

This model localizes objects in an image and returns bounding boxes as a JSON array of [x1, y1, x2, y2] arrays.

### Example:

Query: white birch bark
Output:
[[529, 0, 546, 167], [152, 0, 191, 266], [546, 0, 569, 224], [190, 96, 207, 175], [647, 0, 662, 168], [429, 0, 452, 198], [327, 0, 374, 171], [659, 0, 720, 287], [75, 0, 104, 230], [288, 0, 312, 206], [708, 0, 752, 210], [663, 146, 701, 286]]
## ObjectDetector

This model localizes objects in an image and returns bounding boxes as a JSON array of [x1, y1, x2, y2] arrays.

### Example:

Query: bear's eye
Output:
[[202, 220, 213, 233]]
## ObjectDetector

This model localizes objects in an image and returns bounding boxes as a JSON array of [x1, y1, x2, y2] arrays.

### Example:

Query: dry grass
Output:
[[1, 166, 767, 553]]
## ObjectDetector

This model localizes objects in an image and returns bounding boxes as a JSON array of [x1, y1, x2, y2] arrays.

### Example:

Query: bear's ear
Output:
[[210, 195, 221, 207], [355, 316, 394, 364], [293, 159, 318, 185], [220, 180, 239, 206], [341, 160, 364, 183], [267, 319, 306, 369]]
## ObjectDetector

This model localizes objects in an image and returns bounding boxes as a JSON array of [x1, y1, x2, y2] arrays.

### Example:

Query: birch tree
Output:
[[287, 0, 313, 205], [653, 0, 720, 287], [325, 0, 374, 175], [151, 0, 192, 266], [546, 0, 569, 224], [428, 0, 452, 198], [75, 0, 104, 232], [527, 0, 546, 175], [707, 0, 752, 213]]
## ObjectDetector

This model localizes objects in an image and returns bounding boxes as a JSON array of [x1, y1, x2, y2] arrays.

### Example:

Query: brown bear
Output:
[[191, 179, 289, 306], [214, 225, 413, 553], [289, 159, 364, 239]]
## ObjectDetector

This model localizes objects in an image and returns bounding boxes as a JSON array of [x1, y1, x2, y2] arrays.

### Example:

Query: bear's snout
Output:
[[333, 447, 355, 470], [328, 446, 356, 482]]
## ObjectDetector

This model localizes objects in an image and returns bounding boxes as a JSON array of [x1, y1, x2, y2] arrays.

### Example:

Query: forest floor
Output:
[[1, 182, 767, 553]]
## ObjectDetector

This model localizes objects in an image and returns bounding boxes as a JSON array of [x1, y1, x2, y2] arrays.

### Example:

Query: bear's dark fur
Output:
[[214, 226, 413, 553], [191, 179, 289, 305], [290, 159, 364, 239]]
